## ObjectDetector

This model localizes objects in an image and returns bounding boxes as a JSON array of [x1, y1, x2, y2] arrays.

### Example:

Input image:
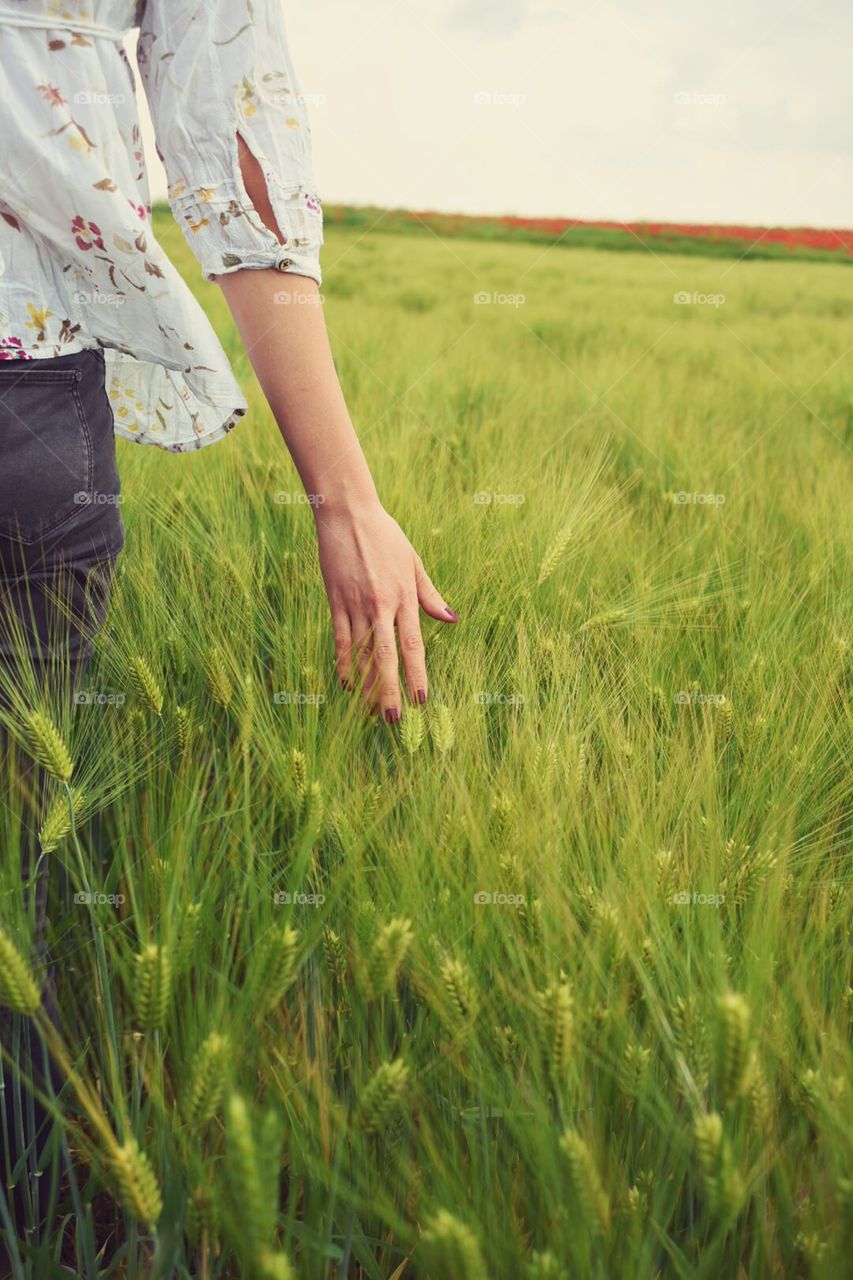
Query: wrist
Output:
[[311, 478, 381, 520]]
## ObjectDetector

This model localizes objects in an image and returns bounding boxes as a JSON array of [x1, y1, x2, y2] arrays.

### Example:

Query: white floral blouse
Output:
[[0, 0, 323, 451]]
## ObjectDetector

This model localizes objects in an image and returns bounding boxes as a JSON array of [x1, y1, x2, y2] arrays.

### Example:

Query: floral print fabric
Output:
[[0, 0, 323, 451]]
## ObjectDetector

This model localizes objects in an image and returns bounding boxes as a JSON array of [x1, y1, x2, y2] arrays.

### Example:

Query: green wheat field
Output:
[[0, 214, 851, 1279]]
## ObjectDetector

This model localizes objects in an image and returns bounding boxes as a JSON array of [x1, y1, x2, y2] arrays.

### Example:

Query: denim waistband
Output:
[[0, 347, 105, 375]]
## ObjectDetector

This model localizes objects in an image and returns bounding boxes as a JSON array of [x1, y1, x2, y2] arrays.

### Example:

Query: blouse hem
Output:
[[102, 347, 249, 454], [112, 407, 246, 452]]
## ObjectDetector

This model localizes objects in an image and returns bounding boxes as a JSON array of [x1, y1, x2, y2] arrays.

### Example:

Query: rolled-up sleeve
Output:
[[137, 0, 323, 285]]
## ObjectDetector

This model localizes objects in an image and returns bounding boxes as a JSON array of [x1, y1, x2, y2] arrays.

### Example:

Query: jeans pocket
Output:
[[0, 365, 94, 545]]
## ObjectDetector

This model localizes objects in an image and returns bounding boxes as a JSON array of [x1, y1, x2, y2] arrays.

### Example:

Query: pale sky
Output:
[[127, 0, 853, 228]]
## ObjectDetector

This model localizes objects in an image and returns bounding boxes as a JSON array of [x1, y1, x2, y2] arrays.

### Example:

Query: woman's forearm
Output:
[[212, 137, 457, 720], [215, 268, 379, 513], [214, 134, 378, 512]]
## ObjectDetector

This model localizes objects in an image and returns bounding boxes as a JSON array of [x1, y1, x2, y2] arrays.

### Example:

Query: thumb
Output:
[[415, 558, 460, 623]]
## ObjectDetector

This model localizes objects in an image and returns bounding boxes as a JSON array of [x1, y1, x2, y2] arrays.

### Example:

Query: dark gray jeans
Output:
[[0, 347, 125, 673], [0, 346, 124, 1266]]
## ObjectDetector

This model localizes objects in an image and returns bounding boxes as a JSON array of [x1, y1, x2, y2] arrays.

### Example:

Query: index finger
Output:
[[369, 617, 402, 723], [396, 601, 428, 705]]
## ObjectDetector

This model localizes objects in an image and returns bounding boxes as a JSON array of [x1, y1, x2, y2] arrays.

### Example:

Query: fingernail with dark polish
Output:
[[445, 607, 460, 621], [417, 688, 427, 704], [384, 707, 400, 724]]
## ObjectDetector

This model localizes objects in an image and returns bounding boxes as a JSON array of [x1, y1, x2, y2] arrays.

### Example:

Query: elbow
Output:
[[236, 131, 286, 245]]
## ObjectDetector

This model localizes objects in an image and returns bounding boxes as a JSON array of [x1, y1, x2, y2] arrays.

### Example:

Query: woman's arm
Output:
[[214, 141, 459, 720]]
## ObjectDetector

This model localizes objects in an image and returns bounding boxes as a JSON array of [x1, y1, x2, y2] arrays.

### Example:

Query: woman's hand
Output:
[[213, 169, 459, 720], [313, 499, 459, 720]]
